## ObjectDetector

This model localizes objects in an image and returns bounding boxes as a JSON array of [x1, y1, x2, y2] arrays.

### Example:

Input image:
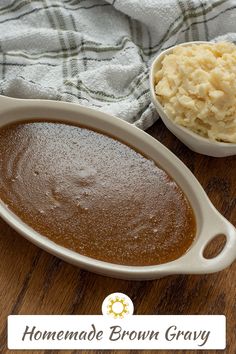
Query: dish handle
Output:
[[179, 212, 236, 274]]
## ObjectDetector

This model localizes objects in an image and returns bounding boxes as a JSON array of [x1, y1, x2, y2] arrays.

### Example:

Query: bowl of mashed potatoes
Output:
[[150, 41, 236, 157]]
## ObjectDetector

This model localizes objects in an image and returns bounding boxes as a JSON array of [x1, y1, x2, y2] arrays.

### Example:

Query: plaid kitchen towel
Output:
[[0, 0, 236, 130]]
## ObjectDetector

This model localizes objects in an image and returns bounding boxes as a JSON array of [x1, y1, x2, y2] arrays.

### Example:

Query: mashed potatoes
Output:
[[155, 42, 236, 143]]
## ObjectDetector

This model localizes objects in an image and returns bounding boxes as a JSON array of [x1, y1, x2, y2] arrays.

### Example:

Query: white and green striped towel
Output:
[[0, 0, 236, 129]]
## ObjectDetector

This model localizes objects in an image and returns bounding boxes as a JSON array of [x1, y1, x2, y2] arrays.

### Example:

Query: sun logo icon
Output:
[[107, 296, 129, 319], [102, 293, 134, 319]]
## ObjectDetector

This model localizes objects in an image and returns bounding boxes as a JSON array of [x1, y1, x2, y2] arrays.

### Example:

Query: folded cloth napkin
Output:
[[0, 0, 236, 129]]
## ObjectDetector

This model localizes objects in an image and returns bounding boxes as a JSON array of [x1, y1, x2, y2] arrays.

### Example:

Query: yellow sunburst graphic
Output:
[[107, 296, 129, 319]]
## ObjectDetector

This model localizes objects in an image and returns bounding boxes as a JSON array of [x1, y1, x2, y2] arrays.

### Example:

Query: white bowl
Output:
[[0, 95, 235, 280], [150, 41, 236, 157]]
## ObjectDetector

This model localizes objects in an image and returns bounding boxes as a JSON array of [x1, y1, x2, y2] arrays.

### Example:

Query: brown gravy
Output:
[[0, 121, 196, 266]]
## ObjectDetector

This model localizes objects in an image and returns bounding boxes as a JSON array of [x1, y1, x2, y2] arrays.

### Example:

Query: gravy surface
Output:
[[0, 121, 196, 266]]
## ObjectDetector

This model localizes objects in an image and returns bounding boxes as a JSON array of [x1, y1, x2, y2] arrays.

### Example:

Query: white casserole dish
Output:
[[0, 95, 235, 280]]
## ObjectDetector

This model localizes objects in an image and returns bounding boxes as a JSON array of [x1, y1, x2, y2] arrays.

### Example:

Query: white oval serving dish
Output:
[[0, 95, 235, 280], [150, 41, 236, 157]]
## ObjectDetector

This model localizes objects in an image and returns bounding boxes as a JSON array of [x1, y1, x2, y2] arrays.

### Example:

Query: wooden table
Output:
[[0, 119, 235, 354]]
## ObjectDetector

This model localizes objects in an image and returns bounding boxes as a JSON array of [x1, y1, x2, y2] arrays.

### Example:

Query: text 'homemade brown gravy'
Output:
[[0, 121, 196, 266]]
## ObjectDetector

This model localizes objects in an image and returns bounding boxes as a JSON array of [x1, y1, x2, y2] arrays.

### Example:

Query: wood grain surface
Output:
[[0, 119, 235, 354]]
